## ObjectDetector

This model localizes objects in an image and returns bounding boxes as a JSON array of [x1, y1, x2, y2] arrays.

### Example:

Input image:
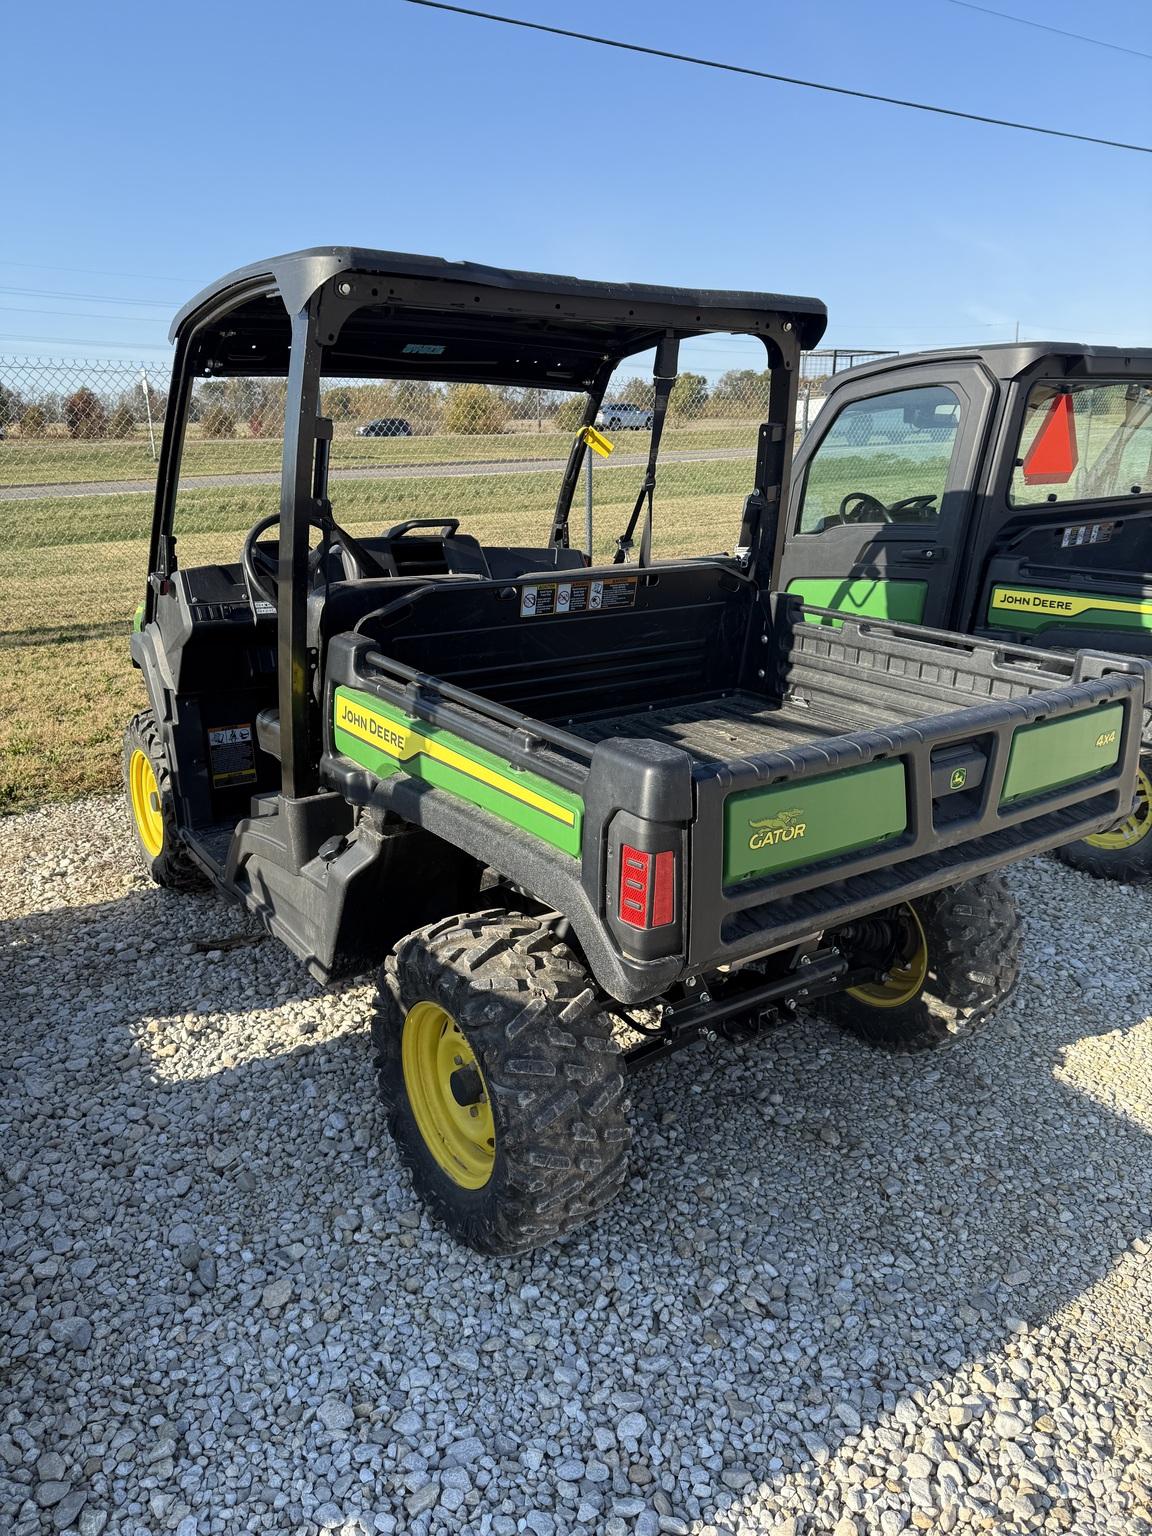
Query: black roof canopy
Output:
[[172, 246, 828, 386], [829, 341, 1152, 389]]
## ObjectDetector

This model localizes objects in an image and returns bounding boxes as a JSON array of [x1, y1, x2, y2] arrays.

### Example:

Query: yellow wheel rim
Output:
[[846, 903, 929, 1010], [1083, 766, 1152, 851], [401, 1002, 495, 1189], [129, 748, 164, 858]]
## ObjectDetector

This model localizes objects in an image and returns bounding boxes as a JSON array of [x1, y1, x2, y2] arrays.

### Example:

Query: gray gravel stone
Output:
[[48, 1317, 92, 1350], [50, 1490, 88, 1530], [316, 1400, 355, 1432], [260, 1276, 292, 1309], [35, 1481, 71, 1508]]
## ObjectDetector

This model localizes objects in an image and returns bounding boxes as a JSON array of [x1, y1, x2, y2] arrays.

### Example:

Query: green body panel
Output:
[[132, 601, 145, 633], [331, 686, 584, 856], [787, 577, 928, 628], [985, 585, 1152, 635], [724, 760, 908, 886], [1000, 703, 1124, 805]]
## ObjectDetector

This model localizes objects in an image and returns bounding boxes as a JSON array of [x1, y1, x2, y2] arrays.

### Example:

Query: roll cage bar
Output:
[[148, 247, 828, 798]]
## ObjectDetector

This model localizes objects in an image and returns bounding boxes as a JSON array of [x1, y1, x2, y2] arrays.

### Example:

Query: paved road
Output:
[[0, 445, 755, 503]]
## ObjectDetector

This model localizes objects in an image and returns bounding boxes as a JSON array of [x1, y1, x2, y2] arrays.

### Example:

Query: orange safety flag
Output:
[[1022, 393, 1079, 485]]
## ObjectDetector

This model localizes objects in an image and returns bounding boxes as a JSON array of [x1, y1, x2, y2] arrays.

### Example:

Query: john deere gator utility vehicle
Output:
[[125, 251, 1149, 1252], [782, 345, 1152, 880]]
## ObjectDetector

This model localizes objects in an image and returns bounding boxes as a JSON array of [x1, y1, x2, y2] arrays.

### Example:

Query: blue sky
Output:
[[2, 0, 1150, 368]]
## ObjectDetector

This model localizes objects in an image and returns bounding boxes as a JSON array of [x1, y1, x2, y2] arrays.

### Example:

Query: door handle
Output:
[[894, 546, 948, 566]]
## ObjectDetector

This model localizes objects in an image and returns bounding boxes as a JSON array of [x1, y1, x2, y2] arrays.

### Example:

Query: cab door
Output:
[[969, 375, 1152, 654], [779, 362, 995, 629]]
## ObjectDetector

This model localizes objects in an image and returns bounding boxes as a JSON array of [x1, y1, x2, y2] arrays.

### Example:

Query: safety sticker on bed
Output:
[[518, 576, 636, 618]]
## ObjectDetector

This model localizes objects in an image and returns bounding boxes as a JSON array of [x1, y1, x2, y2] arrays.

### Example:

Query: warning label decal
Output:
[[519, 576, 636, 618], [207, 724, 256, 786]]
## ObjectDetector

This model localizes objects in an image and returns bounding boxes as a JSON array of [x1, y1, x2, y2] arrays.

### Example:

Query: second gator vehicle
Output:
[[126, 250, 1148, 1252], [783, 344, 1152, 879]]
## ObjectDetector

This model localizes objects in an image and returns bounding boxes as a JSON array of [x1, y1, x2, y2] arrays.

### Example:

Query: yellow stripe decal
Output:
[[989, 586, 1152, 620], [333, 695, 576, 827]]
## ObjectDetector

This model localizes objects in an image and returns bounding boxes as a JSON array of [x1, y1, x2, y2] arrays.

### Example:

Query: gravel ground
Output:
[[4, 795, 1152, 1536]]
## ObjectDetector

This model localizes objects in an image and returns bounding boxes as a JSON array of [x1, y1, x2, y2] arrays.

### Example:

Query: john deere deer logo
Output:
[[748, 807, 807, 850]]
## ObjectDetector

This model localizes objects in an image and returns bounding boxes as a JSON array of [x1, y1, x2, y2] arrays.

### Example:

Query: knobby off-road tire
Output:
[[373, 911, 631, 1255], [1053, 758, 1152, 883], [825, 874, 1021, 1054], [122, 710, 205, 891]]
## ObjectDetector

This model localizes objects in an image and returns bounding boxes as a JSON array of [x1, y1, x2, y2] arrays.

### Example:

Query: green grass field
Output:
[[0, 453, 755, 813]]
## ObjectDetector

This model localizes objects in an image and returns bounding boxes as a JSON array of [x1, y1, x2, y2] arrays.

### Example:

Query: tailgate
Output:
[[687, 615, 1149, 969]]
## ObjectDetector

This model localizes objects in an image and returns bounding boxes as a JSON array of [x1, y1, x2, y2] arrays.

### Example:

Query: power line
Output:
[[0, 333, 172, 351], [944, 0, 1152, 63], [0, 286, 173, 309], [0, 306, 167, 324], [401, 0, 1152, 154], [0, 259, 195, 286]]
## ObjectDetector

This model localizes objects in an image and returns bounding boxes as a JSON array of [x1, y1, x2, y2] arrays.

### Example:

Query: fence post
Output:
[[141, 367, 158, 462], [584, 449, 594, 558]]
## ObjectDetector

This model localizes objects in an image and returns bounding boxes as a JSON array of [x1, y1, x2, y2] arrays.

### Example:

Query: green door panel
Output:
[[786, 577, 928, 628], [986, 584, 1152, 635]]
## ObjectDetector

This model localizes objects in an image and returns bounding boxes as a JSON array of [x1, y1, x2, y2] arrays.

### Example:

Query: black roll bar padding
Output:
[[277, 301, 326, 799]]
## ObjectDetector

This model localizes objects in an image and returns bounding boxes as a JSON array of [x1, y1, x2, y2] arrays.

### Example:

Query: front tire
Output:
[[372, 911, 631, 1254], [122, 711, 204, 890], [825, 874, 1020, 1053], [1054, 759, 1152, 883]]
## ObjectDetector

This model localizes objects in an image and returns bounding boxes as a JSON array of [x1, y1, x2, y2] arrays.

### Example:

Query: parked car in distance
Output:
[[356, 417, 412, 438], [596, 401, 653, 431]]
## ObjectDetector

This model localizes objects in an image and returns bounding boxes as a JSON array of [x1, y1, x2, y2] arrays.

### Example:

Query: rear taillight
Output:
[[618, 844, 676, 929]]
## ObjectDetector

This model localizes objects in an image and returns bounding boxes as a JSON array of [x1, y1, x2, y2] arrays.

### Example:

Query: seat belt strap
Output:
[[613, 334, 679, 566]]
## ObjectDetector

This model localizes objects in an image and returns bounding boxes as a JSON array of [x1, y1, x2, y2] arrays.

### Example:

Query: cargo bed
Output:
[[320, 588, 1149, 1002], [569, 689, 889, 762]]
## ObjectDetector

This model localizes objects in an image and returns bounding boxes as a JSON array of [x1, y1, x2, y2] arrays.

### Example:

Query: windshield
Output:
[[795, 385, 961, 534]]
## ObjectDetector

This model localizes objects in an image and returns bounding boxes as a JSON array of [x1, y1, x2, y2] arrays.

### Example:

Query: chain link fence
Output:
[[0, 346, 895, 810]]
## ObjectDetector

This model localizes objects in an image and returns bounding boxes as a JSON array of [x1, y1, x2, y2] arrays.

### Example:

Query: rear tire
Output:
[[122, 710, 205, 890], [1053, 759, 1152, 883], [824, 874, 1020, 1053], [372, 911, 631, 1254]]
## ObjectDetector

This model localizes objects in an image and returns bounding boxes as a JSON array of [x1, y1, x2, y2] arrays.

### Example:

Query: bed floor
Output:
[[565, 689, 889, 764]]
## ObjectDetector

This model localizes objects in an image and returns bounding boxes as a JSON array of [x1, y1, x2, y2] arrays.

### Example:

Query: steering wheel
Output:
[[886, 493, 939, 520], [839, 491, 940, 525], [839, 491, 891, 524], [241, 511, 386, 607]]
